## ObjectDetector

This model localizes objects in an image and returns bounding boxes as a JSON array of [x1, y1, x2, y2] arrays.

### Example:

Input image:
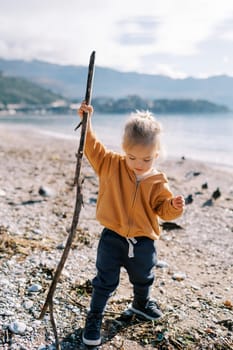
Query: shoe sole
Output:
[[130, 306, 163, 321], [82, 334, 101, 346]]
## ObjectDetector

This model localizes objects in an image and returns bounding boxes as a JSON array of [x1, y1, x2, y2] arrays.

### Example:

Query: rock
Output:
[[195, 191, 203, 195], [28, 284, 42, 292], [31, 228, 43, 235], [160, 222, 183, 231], [0, 310, 14, 316], [223, 300, 233, 309], [56, 242, 65, 249], [0, 189, 6, 197], [185, 194, 193, 204], [9, 321, 27, 335], [156, 260, 169, 268], [89, 197, 97, 204], [202, 198, 213, 207], [185, 171, 201, 179], [0, 278, 10, 286], [191, 284, 201, 291], [190, 301, 200, 308], [38, 186, 55, 197], [23, 300, 34, 310], [172, 272, 187, 281]]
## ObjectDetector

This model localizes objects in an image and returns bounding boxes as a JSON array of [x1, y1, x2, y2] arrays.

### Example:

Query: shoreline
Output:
[[1, 123, 233, 173]]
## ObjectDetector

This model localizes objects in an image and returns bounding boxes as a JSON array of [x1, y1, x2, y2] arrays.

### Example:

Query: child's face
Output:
[[125, 144, 158, 176]]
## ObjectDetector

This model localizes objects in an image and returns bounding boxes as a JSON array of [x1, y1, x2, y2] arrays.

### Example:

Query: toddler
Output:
[[78, 102, 185, 346]]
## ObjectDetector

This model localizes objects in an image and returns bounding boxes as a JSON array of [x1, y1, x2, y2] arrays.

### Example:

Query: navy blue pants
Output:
[[90, 228, 157, 313]]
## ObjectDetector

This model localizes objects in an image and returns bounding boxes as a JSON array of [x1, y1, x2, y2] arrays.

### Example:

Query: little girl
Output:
[[78, 102, 185, 346]]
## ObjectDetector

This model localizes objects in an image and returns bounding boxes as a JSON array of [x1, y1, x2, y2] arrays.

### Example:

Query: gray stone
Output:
[[28, 284, 42, 292], [9, 320, 27, 335], [156, 260, 169, 268], [23, 300, 34, 310], [172, 272, 187, 281]]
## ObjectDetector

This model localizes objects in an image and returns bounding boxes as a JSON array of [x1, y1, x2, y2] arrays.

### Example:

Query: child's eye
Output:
[[129, 157, 136, 160], [144, 159, 152, 162]]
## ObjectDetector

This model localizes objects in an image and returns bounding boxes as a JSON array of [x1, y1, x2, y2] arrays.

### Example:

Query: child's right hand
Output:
[[78, 101, 94, 119]]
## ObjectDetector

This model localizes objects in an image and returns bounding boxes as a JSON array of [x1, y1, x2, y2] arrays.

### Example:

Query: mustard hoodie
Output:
[[85, 129, 183, 240]]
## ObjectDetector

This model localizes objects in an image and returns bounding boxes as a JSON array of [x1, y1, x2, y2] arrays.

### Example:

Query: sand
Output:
[[0, 126, 232, 349]]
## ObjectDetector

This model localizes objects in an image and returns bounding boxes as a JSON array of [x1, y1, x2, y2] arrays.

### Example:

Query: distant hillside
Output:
[[0, 73, 229, 115], [0, 73, 66, 106], [92, 96, 229, 114], [1, 58, 233, 109]]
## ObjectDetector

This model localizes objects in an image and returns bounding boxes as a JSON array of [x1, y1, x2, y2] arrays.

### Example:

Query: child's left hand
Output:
[[172, 195, 185, 210]]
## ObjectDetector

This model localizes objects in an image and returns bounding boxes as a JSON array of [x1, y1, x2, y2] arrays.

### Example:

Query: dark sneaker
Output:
[[82, 312, 103, 346], [130, 299, 163, 320]]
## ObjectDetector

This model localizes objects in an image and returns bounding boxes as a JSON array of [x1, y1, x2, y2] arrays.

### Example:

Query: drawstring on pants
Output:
[[126, 238, 137, 258]]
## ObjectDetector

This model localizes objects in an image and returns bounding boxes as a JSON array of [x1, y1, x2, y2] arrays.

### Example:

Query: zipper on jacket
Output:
[[127, 179, 140, 237]]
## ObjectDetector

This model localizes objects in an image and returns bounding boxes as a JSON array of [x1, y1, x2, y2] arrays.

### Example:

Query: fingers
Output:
[[172, 195, 185, 209], [78, 101, 93, 117]]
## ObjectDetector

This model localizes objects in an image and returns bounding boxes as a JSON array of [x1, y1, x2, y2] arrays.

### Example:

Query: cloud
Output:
[[1, 0, 233, 77], [117, 16, 159, 45]]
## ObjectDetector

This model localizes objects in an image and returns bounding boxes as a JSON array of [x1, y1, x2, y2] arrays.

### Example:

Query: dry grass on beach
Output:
[[0, 126, 233, 350]]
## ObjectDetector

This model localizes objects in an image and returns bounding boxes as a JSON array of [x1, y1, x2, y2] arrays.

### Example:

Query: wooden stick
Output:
[[38, 51, 96, 346]]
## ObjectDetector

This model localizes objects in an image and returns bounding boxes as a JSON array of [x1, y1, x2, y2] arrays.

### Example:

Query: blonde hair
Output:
[[122, 110, 162, 152]]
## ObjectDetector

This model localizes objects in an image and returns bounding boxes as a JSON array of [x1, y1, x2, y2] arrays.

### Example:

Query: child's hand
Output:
[[172, 195, 185, 210], [78, 101, 94, 118]]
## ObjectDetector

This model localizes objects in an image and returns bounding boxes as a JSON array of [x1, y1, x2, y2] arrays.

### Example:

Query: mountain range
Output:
[[0, 73, 64, 106], [0, 58, 233, 109]]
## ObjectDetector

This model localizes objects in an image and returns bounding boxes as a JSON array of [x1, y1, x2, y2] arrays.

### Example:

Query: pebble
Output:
[[56, 242, 65, 249], [0, 189, 6, 196], [23, 300, 34, 310], [0, 278, 10, 286], [172, 272, 187, 281], [32, 320, 42, 327], [31, 228, 43, 235], [191, 284, 201, 290], [9, 320, 27, 335], [89, 197, 97, 204], [28, 284, 42, 292], [190, 301, 200, 308], [156, 260, 169, 268], [0, 310, 15, 316], [38, 186, 55, 197]]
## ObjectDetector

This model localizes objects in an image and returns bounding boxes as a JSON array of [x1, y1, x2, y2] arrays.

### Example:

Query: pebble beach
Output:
[[0, 126, 233, 349]]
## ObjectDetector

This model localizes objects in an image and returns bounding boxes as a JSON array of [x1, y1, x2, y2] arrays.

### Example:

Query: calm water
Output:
[[0, 112, 233, 168]]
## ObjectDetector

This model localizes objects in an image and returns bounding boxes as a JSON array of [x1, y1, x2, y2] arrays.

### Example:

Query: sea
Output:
[[0, 112, 233, 170]]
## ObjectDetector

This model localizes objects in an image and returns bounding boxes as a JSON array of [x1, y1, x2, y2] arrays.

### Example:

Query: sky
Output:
[[1, 0, 233, 78]]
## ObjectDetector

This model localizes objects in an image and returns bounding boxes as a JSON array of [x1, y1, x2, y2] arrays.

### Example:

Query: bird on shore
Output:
[[212, 187, 221, 200], [201, 182, 208, 189], [185, 194, 193, 205], [202, 187, 221, 207]]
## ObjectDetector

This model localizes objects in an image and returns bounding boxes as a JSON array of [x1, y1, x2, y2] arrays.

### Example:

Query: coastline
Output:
[[1, 122, 233, 171], [0, 127, 233, 349]]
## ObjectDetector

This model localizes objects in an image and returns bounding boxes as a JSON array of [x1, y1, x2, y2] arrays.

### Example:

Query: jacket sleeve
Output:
[[153, 183, 183, 220], [84, 129, 114, 176]]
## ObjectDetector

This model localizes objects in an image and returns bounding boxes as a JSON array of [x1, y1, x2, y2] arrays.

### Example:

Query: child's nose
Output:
[[136, 159, 144, 168]]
